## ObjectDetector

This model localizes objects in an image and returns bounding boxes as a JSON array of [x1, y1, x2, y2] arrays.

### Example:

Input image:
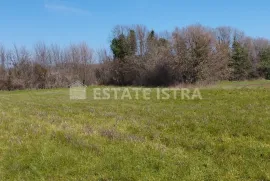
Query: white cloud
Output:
[[45, 3, 90, 16]]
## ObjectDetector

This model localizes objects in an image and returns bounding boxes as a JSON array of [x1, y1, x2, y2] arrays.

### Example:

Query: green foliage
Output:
[[110, 30, 137, 60], [109, 29, 139, 85], [110, 34, 127, 59], [230, 38, 252, 80], [149, 30, 155, 38], [258, 47, 270, 79]]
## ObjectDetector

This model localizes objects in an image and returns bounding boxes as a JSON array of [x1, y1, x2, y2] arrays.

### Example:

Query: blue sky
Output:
[[1, 0, 270, 50]]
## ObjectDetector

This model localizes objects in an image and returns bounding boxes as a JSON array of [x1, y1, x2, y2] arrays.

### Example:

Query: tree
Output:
[[0, 45, 6, 80], [230, 37, 252, 80], [243, 37, 258, 78], [213, 27, 234, 80], [146, 30, 157, 53], [127, 30, 137, 56], [258, 47, 270, 79], [183, 25, 214, 83], [136, 25, 147, 56], [110, 34, 127, 59]]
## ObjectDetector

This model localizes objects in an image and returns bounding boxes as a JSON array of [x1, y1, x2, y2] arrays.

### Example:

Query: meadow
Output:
[[0, 80, 270, 180]]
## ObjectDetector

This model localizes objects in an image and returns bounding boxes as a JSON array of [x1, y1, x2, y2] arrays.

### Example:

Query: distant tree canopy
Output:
[[110, 30, 137, 59], [1, 24, 270, 90], [97, 24, 270, 86], [0, 43, 95, 90]]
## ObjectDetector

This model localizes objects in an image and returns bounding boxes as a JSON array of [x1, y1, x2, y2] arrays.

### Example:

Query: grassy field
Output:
[[0, 80, 270, 180]]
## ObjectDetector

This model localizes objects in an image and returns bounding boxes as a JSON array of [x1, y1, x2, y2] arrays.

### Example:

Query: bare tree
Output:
[[78, 42, 94, 84], [34, 42, 49, 65], [172, 28, 188, 83], [0, 45, 6, 80], [182, 25, 214, 83], [212, 26, 234, 80], [136, 25, 148, 56]]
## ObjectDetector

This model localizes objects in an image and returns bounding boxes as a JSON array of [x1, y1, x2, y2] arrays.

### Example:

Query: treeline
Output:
[[1, 24, 270, 90], [0, 42, 96, 90], [97, 24, 270, 86]]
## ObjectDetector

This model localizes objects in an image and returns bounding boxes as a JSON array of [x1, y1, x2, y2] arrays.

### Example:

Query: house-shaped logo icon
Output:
[[69, 81, 87, 100]]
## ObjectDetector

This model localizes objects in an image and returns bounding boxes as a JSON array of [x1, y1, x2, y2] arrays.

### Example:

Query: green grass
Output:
[[0, 80, 270, 180]]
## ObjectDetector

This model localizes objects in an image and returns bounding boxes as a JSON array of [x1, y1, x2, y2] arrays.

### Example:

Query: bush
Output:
[[33, 64, 47, 89], [0, 79, 7, 90], [258, 67, 270, 80], [265, 68, 270, 80]]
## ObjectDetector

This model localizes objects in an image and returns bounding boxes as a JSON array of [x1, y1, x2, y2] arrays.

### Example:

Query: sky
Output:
[[0, 0, 270, 50]]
